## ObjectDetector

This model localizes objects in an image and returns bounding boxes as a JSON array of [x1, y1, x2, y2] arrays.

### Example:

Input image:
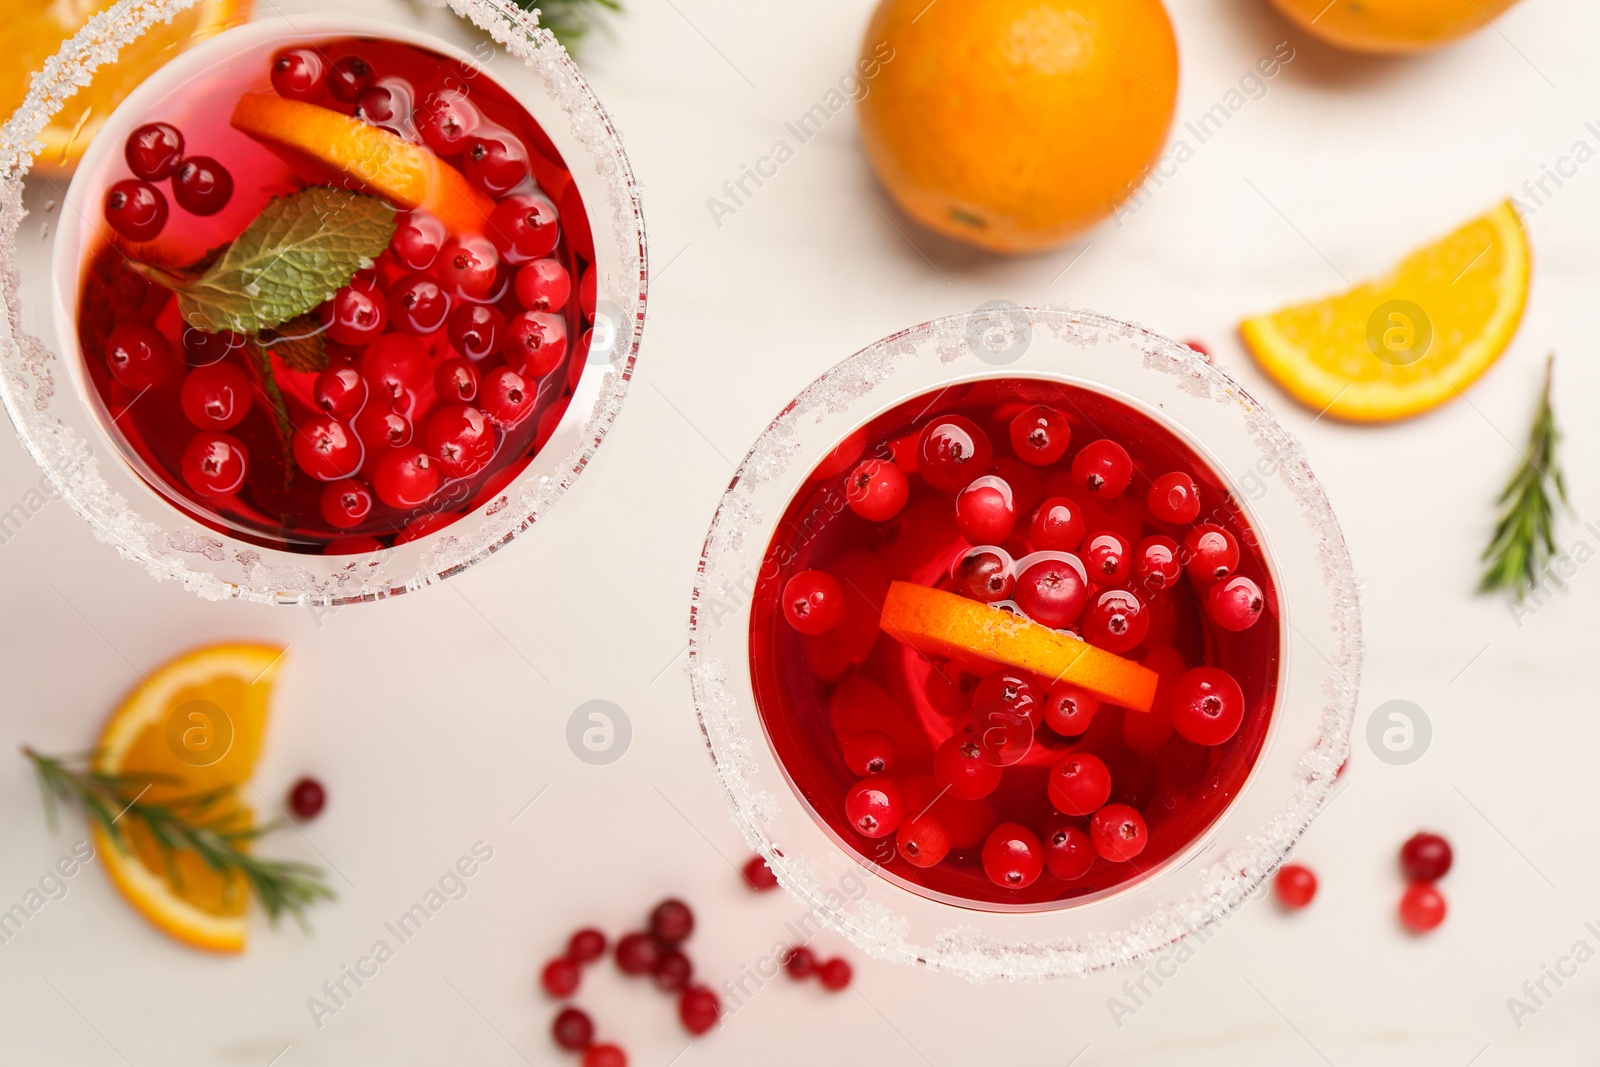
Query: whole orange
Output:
[[1266, 0, 1521, 54], [856, 0, 1178, 254]]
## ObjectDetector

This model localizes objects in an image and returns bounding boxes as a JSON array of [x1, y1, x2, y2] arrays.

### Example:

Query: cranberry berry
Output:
[[314, 364, 367, 418], [1048, 753, 1112, 816], [551, 1006, 594, 1051], [371, 449, 440, 509], [416, 88, 481, 157], [1082, 588, 1149, 653], [650, 898, 696, 945], [678, 986, 721, 1036], [464, 133, 531, 197], [1399, 882, 1447, 933], [482, 367, 535, 425], [955, 475, 1016, 544], [1169, 666, 1245, 746], [447, 304, 505, 362], [982, 823, 1044, 889], [782, 570, 845, 635], [1083, 531, 1132, 585], [842, 730, 895, 776], [423, 404, 496, 477], [653, 950, 693, 992], [1042, 823, 1095, 880], [917, 415, 992, 493], [951, 546, 1015, 602], [327, 55, 375, 103], [389, 273, 452, 334], [1089, 804, 1148, 863], [541, 956, 581, 998], [896, 814, 950, 868], [1146, 471, 1201, 524], [293, 416, 363, 481], [818, 958, 853, 991], [172, 157, 233, 216], [287, 776, 326, 819], [507, 311, 567, 377], [1008, 404, 1070, 465], [1183, 524, 1240, 584], [516, 259, 572, 312], [844, 777, 904, 838], [181, 432, 248, 496], [1400, 832, 1453, 883], [1207, 575, 1264, 631], [1044, 683, 1100, 737], [435, 357, 480, 404], [105, 323, 177, 389], [934, 733, 1002, 800], [271, 48, 327, 102], [1134, 535, 1181, 592], [568, 928, 607, 962], [438, 234, 501, 300], [1274, 864, 1317, 909], [1029, 497, 1086, 553], [391, 211, 447, 270], [583, 1044, 628, 1067], [1070, 439, 1133, 498], [104, 179, 168, 242], [320, 478, 374, 529], [179, 362, 251, 430], [488, 193, 561, 262], [1014, 556, 1089, 630], [124, 122, 184, 181], [615, 931, 660, 976], [783, 946, 816, 979], [741, 855, 779, 892], [845, 459, 909, 522], [320, 284, 387, 346]]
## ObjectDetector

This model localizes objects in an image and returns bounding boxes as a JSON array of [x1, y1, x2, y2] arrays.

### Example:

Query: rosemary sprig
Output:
[[23, 747, 334, 930], [516, 0, 622, 45], [1480, 356, 1567, 601]]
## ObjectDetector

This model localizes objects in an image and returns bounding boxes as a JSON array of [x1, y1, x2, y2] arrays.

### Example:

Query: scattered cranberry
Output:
[[845, 459, 909, 522], [293, 415, 363, 481], [844, 778, 904, 838], [783, 945, 816, 979], [488, 193, 561, 262], [1048, 753, 1112, 816], [552, 1006, 594, 1051], [568, 928, 607, 963], [104, 179, 167, 241], [1029, 497, 1086, 552], [447, 304, 506, 362], [1400, 832, 1453, 883], [1274, 864, 1317, 909], [615, 932, 660, 976], [917, 415, 992, 493], [271, 48, 327, 101], [1183, 524, 1239, 583], [1070, 439, 1133, 498], [391, 211, 447, 270], [423, 403, 496, 477], [950, 546, 1014, 602], [507, 311, 567, 377], [1399, 882, 1447, 933], [1008, 404, 1070, 465], [982, 823, 1044, 889], [542, 956, 581, 998], [482, 366, 534, 425], [1182, 338, 1211, 359], [678, 986, 720, 1036], [516, 259, 572, 312], [934, 733, 1002, 800], [1082, 531, 1132, 585], [371, 449, 440, 509], [1014, 556, 1089, 629], [1044, 684, 1100, 737], [842, 730, 895, 776], [1169, 667, 1245, 746], [1089, 804, 1148, 863], [434, 357, 480, 404], [896, 813, 951, 868], [181, 432, 248, 495], [320, 284, 387, 346], [1042, 823, 1095, 880], [653, 949, 693, 991], [818, 958, 853, 991], [416, 88, 481, 157], [741, 855, 779, 892], [124, 122, 184, 181], [437, 233, 501, 300], [781, 570, 844, 635], [1134, 535, 1181, 592], [179, 362, 251, 430], [389, 273, 452, 334], [172, 157, 233, 215], [1146, 472, 1201, 524], [583, 1044, 628, 1067], [465, 133, 531, 197], [650, 899, 695, 945], [1207, 575, 1264, 631], [327, 55, 374, 103], [1081, 588, 1149, 654], [287, 776, 326, 819], [955, 475, 1016, 544], [320, 478, 373, 529]]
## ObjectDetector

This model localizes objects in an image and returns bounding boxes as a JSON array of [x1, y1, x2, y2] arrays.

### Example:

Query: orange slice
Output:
[[879, 581, 1158, 712], [230, 93, 495, 235], [92, 642, 285, 953], [1240, 201, 1529, 422], [3, 0, 252, 173]]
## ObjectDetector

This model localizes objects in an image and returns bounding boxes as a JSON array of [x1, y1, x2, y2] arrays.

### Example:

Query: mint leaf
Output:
[[147, 187, 396, 335], [258, 315, 328, 374]]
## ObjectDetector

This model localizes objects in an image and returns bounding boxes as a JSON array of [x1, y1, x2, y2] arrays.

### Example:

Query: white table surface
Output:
[[3, 0, 1598, 1063]]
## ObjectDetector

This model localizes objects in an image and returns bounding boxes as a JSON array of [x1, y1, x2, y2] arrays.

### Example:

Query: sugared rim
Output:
[[687, 306, 1362, 979], [0, 0, 646, 605]]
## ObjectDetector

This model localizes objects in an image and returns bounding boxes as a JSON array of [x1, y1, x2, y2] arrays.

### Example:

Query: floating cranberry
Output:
[[1042, 823, 1095, 880], [650, 898, 695, 945], [955, 475, 1016, 544], [320, 478, 374, 529], [388, 273, 452, 335], [124, 122, 184, 181], [1082, 588, 1149, 654], [416, 87, 480, 156], [541, 956, 581, 998], [1400, 832, 1453, 883], [818, 958, 853, 991], [781, 570, 844, 635], [481, 366, 534, 425], [179, 362, 250, 430], [172, 157, 233, 216], [917, 415, 992, 493], [270, 47, 327, 101], [104, 179, 167, 241], [293, 415, 363, 481], [181, 432, 248, 495], [982, 823, 1044, 889], [181, 327, 244, 367], [896, 813, 951, 868], [845, 458, 908, 522], [551, 1006, 594, 1051], [950, 546, 1015, 602], [842, 730, 895, 776], [423, 404, 496, 477], [1082, 531, 1132, 585], [1183, 523, 1239, 583], [1147, 471, 1201, 524], [104, 323, 177, 389], [356, 78, 414, 137], [371, 449, 440, 509], [327, 55, 374, 103], [314, 364, 367, 418], [516, 259, 572, 312], [361, 334, 427, 400], [1014, 556, 1089, 629], [933, 733, 1002, 800], [1274, 864, 1317, 909], [1029, 497, 1086, 552], [1399, 882, 1447, 933], [1048, 753, 1112, 816], [1169, 666, 1245, 746], [434, 357, 480, 404], [844, 778, 903, 838], [653, 950, 693, 991], [742, 855, 779, 891], [355, 406, 412, 451], [319, 284, 387, 346], [783, 946, 816, 979], [583, 1044, 628, 1067], [1134, 535, 1181, 593], [1070, 439, 1133, 498], [464, 133, 531, 196], [446, 304, 505, 363], [1089, 804, 1147, 863], [488, 193, 560, 262], [1044, 683, 1100, 737], [287, 776, 326, 819], [678, 986, 720, 1036], [1207, 575, 1264, 631], [391, 211, 447, 270], [437, 234, 501, 300], [568, 928, 607, 962], [1008, 404, 1070, 465]]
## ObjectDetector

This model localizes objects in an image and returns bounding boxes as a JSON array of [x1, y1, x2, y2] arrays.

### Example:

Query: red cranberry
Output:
[[844, 777, 904, 838], [172, 157, 233, 216], [389, 273, 452, 335], [650, 898, 695, 945], [1169, 667, 1245, 746], [327, 55, 374, 103], [568, 928, 607, 962], [356, 78, 414, 136], [179, 362, 250, 430], [391, 211, 447, 270], [320, 478, 374, 529], [1207, 575, 1264, 631], [551, 1006, 594, 1051], [434, 357, 480, 404], [917, 415, 992, 493], [1134, 535, 1181, 592], [781, 570, 844, 635], [1029, 497, 1086, 552], [104, 323, 176, 389], [354, 405, 412, 451], [1089, 804, 1147, 862], [845, 458, 908, 522], [615, 932, 660, 975], [583, 1044, 628, 1067], [416, 87, 480, 157], [362, 333, 429, 399], [488, 193, 560, 263], [955, 475, 1016, 544], [1147, 471, 1201, 524], [507, 311, 567, 376], [287, 776, 326, 819], [742, 855, 778, 891], [1070, 439, 1133, 498], [124, 122, 184, 180], [982, 823, 1044, 889], [181, 432, 248, 495], [1044, 683, 1100, 737], [437, 234, 501, 300], [104, 179, 167, 241], [1048, 753, 1112, 816], [1400, 832, 1454, 883], [271, 48, 327, 102], [842, 730, 895, 776], [1183, 524, 1240, 583], [541, 956, 581, 997], [446, 304, 505, 362], [1008, 404, 1070, 465], [678, 986, 720, 1036], [580, 262, 597, 316], [423, 404, 495, 477], [371, 449, 440, 509], [181, 327, 244, 367], [1275, 864, 1317, 909], [1082, 588, 1149, 654], [896, 814, 950, 868], [782, 945, 816, 979], [516, 259, 572, 311], [314, 364, 367, 418], [1042, 823, 1095, 880], [950, 546, 1015, 602], [319, 285, 387, 346], [464, 133, 531, 197], [1082, 531, 1132, 585], [1014, 556, 1089, 629], [481, 367, 535, 425], [653, 949, 693, 991], [293, 415, 363, 481], [818, 958, 853, 991], [933, 733, 1002, 800], [1399, 883, 1447, 933]]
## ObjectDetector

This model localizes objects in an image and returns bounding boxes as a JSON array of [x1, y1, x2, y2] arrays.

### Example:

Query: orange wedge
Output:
[[879, 581, 1158, 712], [92, 642, 285, 953], [230, 93, 494, 235]]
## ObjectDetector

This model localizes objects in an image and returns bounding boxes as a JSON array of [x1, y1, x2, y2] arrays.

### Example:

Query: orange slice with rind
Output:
[[230, 93, 494, 236], [879, 581, 1158, 712], [92, 642, 285, 953]]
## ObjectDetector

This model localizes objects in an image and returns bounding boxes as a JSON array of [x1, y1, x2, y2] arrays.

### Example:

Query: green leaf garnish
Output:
[[1480, 355, 1567, 602], [258, 315, 328, 375], [516, 0, 622, 44]]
